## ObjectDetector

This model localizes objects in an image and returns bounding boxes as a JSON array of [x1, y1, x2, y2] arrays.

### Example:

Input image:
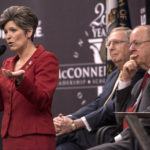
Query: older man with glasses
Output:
[[54, 27, 145, 150], [88, 25, 150, 150]]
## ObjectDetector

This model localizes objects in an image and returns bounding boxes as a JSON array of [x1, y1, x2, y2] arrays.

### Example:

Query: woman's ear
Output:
[[27, 28, 33, 39]]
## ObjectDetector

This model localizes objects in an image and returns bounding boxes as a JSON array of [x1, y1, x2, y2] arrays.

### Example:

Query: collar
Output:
[[148, 69, 150, 75], [5, 45, 45, 71]]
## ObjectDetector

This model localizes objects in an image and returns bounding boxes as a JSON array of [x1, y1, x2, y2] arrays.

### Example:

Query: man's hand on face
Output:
[[120, 58, 138, 82]]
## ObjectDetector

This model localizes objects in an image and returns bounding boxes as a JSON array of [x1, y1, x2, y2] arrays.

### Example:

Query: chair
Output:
[[96, 124, 122, 145], [96, 112, 150, 150], [115, 112, 150, 150]]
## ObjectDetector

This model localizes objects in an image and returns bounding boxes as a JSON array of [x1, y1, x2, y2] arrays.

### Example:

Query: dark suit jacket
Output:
[[0, 45, 59, 138], [71, 69, 145, 131], [116, 71, 150, 138]]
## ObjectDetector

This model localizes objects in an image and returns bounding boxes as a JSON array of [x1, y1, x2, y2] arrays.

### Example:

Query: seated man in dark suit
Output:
[[87, 25, 150, 150], [54, 27, 145, 150]]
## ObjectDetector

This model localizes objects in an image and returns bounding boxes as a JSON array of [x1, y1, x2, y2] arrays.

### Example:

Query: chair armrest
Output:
[[115, 112, 150, 118], [115, 112, 150, 150], [96, 125, 121, 145]]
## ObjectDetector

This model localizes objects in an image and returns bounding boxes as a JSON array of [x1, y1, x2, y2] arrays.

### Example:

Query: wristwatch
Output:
[[71, 120, 77, 131]]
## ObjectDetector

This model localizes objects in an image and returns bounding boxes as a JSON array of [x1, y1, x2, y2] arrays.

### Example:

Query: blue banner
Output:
[[118, 0, 131, 27]]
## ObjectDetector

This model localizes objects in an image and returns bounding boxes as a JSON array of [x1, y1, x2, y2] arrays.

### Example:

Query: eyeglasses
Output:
[[106, 40, 128, 48], [130, 40, 150, 48]]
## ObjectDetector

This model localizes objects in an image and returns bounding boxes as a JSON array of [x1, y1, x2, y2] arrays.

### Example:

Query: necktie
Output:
[[123, 72, 150, 130], [142, 72, 150, 90], [123, 104, 137, 129]]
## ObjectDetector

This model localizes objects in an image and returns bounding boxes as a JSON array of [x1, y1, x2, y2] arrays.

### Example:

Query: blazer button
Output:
[[25, 65, 29, 69]]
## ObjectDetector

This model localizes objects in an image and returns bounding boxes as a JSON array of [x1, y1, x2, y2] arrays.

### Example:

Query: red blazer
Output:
[[0, 45, 59, 138]]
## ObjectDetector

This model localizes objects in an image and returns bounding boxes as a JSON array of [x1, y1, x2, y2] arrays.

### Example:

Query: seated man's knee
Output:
[[56, 142, 81, 150]]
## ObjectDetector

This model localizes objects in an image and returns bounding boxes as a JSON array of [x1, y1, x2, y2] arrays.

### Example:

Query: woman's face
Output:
[[4, 20, 31, 52]]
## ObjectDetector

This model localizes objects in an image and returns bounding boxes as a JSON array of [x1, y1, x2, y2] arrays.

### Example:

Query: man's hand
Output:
[[2, 69, 25, 84], [53, 114, 73, 136], [53, 114, 64, 134], [120, 59, 138, 82]]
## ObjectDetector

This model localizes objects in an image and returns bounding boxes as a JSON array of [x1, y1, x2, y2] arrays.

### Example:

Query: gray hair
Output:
[[0, 5, 38, 41], [110, 27, 132, 42]]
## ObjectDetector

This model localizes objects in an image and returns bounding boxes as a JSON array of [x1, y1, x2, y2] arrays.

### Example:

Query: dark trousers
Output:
[[87, 131, 132, 150], [56, 128, 97, 150]]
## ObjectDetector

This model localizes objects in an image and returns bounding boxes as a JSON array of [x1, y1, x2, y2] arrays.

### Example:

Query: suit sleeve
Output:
[[0, 60, 8, 112], [71, 70, 120, 131], [71, 70, 119, 119], [70, 95, 105, 119], [16, 52, 59, 110], [85, 99, 116, 131]]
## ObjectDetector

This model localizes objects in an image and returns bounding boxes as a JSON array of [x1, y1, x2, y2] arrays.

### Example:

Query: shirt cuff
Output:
[[81, 117, 92, 132], [118, 80, 131, 90], [67, 114, 72, 117], [114, 134, 122, 142]]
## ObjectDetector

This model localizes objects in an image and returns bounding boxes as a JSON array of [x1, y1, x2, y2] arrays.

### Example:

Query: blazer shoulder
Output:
[[106, 69, 120, 82], [2, 55, 16, 68], [40, 50, 58, 62]]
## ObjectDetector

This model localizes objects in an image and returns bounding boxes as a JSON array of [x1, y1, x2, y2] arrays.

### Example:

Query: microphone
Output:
[[0, 45, 6, 56]]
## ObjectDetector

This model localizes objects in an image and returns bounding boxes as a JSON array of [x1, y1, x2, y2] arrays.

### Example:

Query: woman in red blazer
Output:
[[0, 5, 59, 150]]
